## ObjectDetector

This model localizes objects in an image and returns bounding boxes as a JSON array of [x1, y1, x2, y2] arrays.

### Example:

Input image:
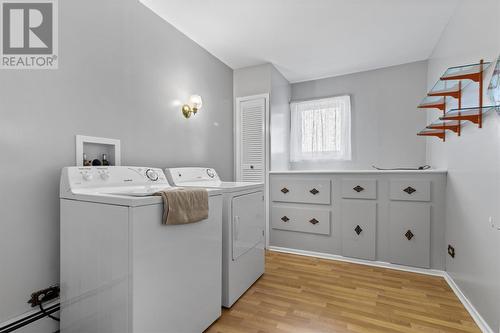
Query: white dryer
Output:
[[60, 166, 223, 333], [165, 167, 265, 307]]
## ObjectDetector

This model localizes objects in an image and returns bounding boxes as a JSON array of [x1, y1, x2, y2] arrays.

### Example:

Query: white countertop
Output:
[[269, 169, 448, 175]]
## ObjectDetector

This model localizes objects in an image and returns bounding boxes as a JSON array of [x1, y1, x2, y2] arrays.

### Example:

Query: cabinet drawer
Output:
[[271, 206, 330, 235], [389, 202, 430, 268], [271, 179, 331, 205], [390, 180, 430, 202], [341, 201, 377, 260], [341, 179, 377, 199]]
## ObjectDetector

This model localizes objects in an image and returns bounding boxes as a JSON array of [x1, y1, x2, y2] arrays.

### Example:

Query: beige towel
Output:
[[154, 188, 209, 225]]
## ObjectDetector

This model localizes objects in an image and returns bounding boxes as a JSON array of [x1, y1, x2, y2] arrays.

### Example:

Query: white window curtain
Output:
[[290, 95, 351, 162]]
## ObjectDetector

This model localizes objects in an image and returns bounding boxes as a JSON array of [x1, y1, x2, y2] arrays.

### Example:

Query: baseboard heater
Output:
[[0, 303, 60, 333]]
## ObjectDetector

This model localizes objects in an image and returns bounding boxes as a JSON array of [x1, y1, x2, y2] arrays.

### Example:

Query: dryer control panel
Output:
[[166, 167, 221, 186]]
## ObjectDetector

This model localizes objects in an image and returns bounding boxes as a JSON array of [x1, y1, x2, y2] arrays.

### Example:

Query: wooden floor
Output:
[[205, 251, 480, 333]]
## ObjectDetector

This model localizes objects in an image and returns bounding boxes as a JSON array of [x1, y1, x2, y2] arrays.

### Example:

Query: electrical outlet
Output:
[[28, 285, 60, 307], [448, 244, 455, 258]]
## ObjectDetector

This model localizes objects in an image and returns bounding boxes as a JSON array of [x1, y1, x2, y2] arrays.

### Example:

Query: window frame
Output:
[[290, 95, 352, 162]]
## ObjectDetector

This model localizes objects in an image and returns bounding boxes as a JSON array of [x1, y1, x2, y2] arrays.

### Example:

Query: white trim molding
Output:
[[235, 93, 270, 248], [75, 135, 121, 167], [268, 246, 494, 333], [443, 272, 494, 333]]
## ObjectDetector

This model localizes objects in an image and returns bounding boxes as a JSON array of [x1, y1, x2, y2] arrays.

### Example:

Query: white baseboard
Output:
[[268, 246, 494, 333], [268, 246, 444, 276], [443, 272, 494, 333], [0, 300, 59, 333]]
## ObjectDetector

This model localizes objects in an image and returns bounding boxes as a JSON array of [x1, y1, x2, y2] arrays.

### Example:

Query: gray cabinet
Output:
[[341, 200, 377, 260], [389, 202, 431, 268], [269, 171, 446, 270]]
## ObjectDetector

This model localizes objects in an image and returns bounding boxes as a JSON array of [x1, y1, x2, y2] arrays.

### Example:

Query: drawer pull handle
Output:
[[405, 230, 414, 241], [309, 218, 319, 225], [310, 188, 319, 195], [403, 186, 416, 195], [281, 216, 290, 222], [281, 187, 290, 194], [355, 225, 363, 235], [353, 185, 365, 193]]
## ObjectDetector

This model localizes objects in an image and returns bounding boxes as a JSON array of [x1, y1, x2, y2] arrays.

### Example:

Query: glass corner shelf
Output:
[[440, 61, 491, 82], [439, 106, 499, 127], [427, 120, 461, 134], [418, 96, 445, 110], [427, 80, 461, 99], [417, 129, 445, 141]]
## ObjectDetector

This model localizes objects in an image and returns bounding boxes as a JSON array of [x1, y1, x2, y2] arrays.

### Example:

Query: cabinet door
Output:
[[232, 191, 265, 260], [389, 202, 430, 268], [341, 179, 377, 199], [390, 180, 430, 202], [236, 97, 266, 182], [341, 200, 377, 260], [271, 205, 330, 235], [271, 178, 331, 204]]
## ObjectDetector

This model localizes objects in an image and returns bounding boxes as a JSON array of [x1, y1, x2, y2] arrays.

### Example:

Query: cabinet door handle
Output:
[[353, 185, 364, 193], [309, 218, 319, 225], [281, 216, 290, 222], [405, 230, 414, 240], [281, 187, 289, 194], [403, 186, 416, 195], [310, 188, 319, 195], [355, 225, 363, 235]]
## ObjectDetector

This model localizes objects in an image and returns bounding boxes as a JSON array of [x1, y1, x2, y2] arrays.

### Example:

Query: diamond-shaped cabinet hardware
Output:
[[281, 187, 289, 194], [310, 188, 319, 195], [403, 186, 416, 195], [353, 185, 364, 193], [281, 216, 290, 222], [354, 225, 363, 235], [309, 218, 319, 225], [405, 230, 414, 240]]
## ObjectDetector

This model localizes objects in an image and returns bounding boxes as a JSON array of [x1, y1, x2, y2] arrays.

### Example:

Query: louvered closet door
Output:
[[237, 97, 265, 182]]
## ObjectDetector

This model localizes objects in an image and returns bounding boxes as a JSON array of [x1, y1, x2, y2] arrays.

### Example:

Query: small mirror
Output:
[[487, 54, 500, 108]]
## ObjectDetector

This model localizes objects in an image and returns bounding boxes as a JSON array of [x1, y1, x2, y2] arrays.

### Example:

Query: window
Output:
[[290, 95, 351, 162]]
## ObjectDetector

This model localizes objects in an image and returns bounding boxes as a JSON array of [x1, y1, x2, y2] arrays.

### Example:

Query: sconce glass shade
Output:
[[182, 94, 203, 118], [189, 95, 203, 111]]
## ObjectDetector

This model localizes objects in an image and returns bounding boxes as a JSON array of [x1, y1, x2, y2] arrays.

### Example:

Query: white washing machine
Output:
[[60, 166, 223, 333], [165, 167, 265, 307]]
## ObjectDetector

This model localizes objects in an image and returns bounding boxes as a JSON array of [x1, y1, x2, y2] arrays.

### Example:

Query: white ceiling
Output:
[[140, 0, 458, 83]]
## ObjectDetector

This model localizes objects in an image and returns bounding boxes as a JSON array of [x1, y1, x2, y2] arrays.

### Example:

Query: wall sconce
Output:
[[182, 95, 203, 118]]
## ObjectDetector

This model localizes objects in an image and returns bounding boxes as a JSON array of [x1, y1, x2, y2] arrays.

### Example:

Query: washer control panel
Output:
[[63, 166, 170, 189]]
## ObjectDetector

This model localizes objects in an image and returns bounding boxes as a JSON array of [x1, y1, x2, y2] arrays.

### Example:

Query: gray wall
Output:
[[270, 66, 291, 171], [233, 64, 272, 98], [0, 0, 233, 326], [233, 63, 292, 173], [426, 0, 500, 331], [291, 61, 428, 170]]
